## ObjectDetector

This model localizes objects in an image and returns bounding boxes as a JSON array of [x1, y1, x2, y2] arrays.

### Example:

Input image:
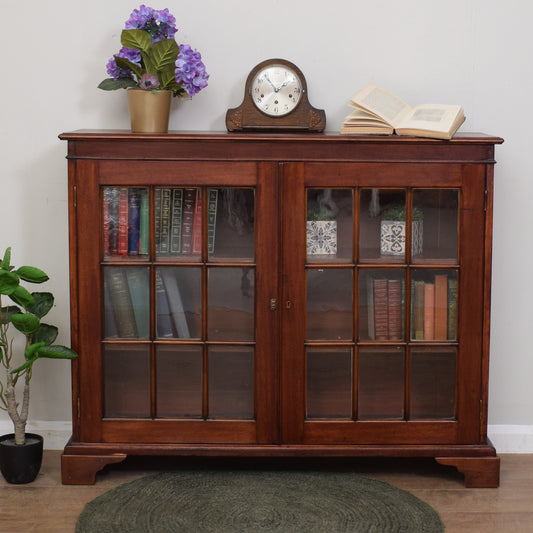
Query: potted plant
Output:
[[98, 5, 209, 132], [380, 204, 424, 256], [307, 202, 338, 255], [0, 247, 78, 483]]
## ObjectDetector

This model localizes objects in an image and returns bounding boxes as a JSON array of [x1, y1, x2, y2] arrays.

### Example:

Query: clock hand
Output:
[[264, 73, 277, 91]]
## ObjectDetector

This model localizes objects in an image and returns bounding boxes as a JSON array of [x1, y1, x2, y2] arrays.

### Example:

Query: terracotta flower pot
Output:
[[127, 89, 172, 133]]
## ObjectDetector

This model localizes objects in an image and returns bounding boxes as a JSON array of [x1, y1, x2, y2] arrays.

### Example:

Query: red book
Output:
[[117, 187, 129, 256], [373, 278, 389, 340], [387, 279, 402, 340]]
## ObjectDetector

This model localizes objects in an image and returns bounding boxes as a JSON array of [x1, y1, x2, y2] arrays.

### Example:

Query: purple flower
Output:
[[106, 46, 142, 79], [139, 74, 160, 90], [175, 44, 209, 96], [125, 4, 177, 43]]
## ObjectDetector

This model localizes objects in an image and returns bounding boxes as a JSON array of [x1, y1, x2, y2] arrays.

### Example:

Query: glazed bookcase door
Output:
[[75, 162, 278, 445], [280, 162, 486, 446]]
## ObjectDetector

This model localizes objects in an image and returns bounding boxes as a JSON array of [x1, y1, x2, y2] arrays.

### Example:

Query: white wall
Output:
[[1, 0, 532, 450]]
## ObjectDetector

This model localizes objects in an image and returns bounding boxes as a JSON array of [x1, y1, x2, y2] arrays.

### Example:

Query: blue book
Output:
[[128, 189, 141, 255]]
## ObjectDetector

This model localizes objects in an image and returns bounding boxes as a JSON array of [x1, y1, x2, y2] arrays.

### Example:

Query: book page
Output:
[[350, 84, 412, 127], [397, 104, 464, 134]]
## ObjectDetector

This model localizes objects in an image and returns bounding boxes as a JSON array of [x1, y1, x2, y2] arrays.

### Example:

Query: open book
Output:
[[341, 83, 465, 139]]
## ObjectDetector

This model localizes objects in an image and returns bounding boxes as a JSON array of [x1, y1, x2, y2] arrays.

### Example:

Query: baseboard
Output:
[[1, 421, 532, 452]]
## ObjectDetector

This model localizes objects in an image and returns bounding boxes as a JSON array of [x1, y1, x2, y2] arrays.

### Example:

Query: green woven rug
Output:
[[76, 470, 444, 532]]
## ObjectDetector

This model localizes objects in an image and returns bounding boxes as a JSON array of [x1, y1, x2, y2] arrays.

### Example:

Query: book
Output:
[[412, 280, 425, 340], [387, 279, 402, 340], [160, 269, 191, 338], [155, 270, 175, 338], [125, 269, 149, 338], [373, 278, 389, 341], [423, 283, 435, 340], [154, 188, 162, 254], [169, 188, 184, 254], [181, 188, 197, 254], [117, 187, 129, 256], [447, 278, 458, 340], [105, 268, 137, 338], [159, 188, 172, 255], [192, 190, 202, 255], [207, 188, 219, 255], [434, 274, 448, 340], [139, 189, 149, 255], [341, 83, 465, 140], [104, 187, 120, 256], [127, 189, 141, 255]]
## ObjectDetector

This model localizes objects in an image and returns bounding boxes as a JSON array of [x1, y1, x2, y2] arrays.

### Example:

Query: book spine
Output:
[[127, 189, 141, 256], [139, 189, 149, 255], [181, 188, 197, 254], [117, 187, 129, 256], [103, 188, 110, 256], [434, 274, 448, 340], [423, 283, 435, 340], [155, 270, 175, 338], [207, 188, 218, 255], [169, 188, 184, 254], [447, 278, 458, 340], [160, 269, 191, 338], [159, 188, 172, 255], [105, 268, 137, 338], [412, 280, 425, 340], [125, 269, 149, 339], [154, 188, 162, 254], [107, 187, 120, 255], [373, 278, 389, 340], [387, 279, 402, 340], [192, 190, 202, 255]]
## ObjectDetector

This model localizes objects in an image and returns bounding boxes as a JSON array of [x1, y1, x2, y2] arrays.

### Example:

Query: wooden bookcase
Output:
[[60, 130, 503, 486]]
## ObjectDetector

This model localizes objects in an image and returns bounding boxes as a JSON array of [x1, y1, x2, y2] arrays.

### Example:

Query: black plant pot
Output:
[[0, 433, 44, 484]]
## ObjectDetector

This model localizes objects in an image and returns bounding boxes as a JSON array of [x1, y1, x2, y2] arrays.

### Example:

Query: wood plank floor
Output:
[[1, 452, 532, 532]]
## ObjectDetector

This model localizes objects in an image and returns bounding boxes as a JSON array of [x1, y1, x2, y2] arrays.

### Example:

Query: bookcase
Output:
[[60, 130, 503, 487]]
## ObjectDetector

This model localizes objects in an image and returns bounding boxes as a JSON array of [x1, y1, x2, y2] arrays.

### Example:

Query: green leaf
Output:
[[15, 266, 49, 284], [27, 292, 54, 318], [11, 313, 40, 335], [150, 39, 179, 70], [121, 29, 151, 53], [8, 286, 35, 309], [98, 77, 138, 91], [24, 341, 46, 360], [0, 270, 19, 295], [35, 345, 78, 360], [11, 354, 38, 374], [1, 305, 21, 323], [1, 248, 11, 270], [114, 56, 144, 79], [31, 323, 58, 346]]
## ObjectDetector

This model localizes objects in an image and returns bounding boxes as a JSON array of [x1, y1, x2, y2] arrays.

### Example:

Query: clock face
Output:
[[251, 64, 303, 117]]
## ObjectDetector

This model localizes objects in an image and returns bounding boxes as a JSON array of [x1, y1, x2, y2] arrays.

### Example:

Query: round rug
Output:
[[76, 470, 444, 532]]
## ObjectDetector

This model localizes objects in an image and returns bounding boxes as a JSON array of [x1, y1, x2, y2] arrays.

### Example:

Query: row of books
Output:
[[365, 274, 457, 341], [103, 187, 219, 257], [104, 267, 196, 339], [412, 275, 457, 341]]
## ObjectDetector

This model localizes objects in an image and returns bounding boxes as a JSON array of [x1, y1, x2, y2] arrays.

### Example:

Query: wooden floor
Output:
[[1, 452, 532, 532]]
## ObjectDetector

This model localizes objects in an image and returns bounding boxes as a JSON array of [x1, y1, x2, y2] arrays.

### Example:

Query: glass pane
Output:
[[208, 346, 254, 418], [155, 187, 202, 260], [411, 269, 458, 341], [412, 189, 459, 262], [358, 269, 405, 341], [208, 267, 254, 341], [306, 268, 352, 340], [306, 347, 352, 418], [156, 345, 203, 418], [307, 189, 353, 261], [359, 189, 406, 262], [358, 347, 404, 419], [104, 345, 150, 417], [410, 347, 456, 419], [103, 187, 149, 258], [155, 267, 201, 339], [104, 267, 150, 339], [209, 188, 254, 260]]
